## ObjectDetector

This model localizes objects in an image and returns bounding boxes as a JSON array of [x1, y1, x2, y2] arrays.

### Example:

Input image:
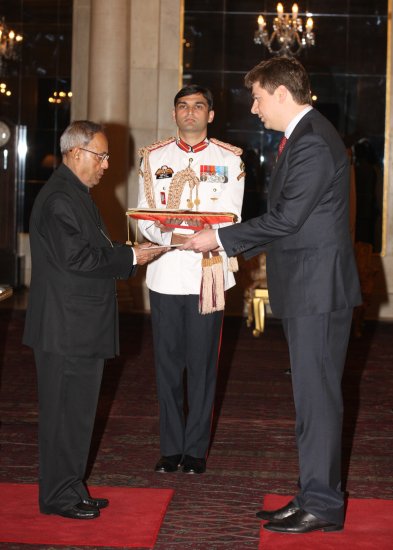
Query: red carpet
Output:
[[259, 494, 393, 549], [0, 483, 174, 548]]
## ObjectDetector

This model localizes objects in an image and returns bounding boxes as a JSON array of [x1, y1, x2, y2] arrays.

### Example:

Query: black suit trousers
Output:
[[282, 308, 353, 525], [149, 291, 224, 458], [34, 349, 104, 512]]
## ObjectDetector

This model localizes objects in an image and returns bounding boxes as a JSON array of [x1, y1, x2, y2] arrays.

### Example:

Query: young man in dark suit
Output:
[[23, 120, 162, 519], [182, 57, 362, 534]]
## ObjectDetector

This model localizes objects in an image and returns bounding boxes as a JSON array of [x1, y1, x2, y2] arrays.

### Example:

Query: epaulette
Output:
[[138, 137, 176, 158], [210, 137, 243, 156]]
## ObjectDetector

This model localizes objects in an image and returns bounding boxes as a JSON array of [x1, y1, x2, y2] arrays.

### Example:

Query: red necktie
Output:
[[278, 136, 287, 157]]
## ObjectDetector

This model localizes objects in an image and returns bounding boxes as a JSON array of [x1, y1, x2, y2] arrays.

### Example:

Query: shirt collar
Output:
[[285, 105, 313, 139], [176, 137, 209, 153], [59, 163, 90, 193]]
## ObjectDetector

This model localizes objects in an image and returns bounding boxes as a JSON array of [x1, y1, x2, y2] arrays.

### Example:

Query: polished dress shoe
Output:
[[263, 509, 343, 534], [82, 496, 109, 509], [182, 455, 206, 474], [256, 500, 299, 521], [42, 501, 100, 520], [155, 454, 182, 473]]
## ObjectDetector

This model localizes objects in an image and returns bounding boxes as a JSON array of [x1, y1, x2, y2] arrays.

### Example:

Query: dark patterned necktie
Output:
[[277, 136, 288, 157]]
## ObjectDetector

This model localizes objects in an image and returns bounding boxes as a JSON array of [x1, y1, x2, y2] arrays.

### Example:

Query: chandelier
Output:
[[254, 3, 315, 57], [0, 17, 23, 71], [48, 91, 73, 105], [0, 82, 11, 96]]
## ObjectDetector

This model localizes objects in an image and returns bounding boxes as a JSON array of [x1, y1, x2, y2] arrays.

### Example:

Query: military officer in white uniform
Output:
[[137, 85, 245, 474]]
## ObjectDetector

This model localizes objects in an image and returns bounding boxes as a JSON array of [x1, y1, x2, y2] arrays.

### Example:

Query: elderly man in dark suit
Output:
[[182, 57, 362, 534], [23, 120, 161, 520]]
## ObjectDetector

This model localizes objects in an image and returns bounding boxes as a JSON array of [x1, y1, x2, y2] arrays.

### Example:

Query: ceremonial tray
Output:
[[126, 208, 237, 231]]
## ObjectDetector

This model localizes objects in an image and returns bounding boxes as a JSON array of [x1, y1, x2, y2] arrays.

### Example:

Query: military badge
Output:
[[200, 165, 228, 183], [155, 165, 174, 179]]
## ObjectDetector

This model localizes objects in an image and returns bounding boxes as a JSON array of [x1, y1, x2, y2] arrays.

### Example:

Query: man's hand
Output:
[[180, 229, 219, 253], [133, 242, 170, 265], [171, 233, 190, 246], [171, 224, 212, 247]]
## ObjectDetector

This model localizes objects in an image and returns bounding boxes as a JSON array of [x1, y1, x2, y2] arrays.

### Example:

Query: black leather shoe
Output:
[[82, 496, 109, 509], [256, 500, 299, 521], [155, 454, 182, 473], [263, 509, 343, 534], [182, 455, 206, 474], [42, 502, 100, 520]]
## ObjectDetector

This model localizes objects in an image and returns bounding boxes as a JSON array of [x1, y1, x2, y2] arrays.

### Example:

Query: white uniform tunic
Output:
[[137, 138, 245, 295]]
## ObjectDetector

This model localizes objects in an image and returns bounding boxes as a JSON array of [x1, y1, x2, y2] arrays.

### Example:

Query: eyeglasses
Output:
[[79, 147, 109, 163]]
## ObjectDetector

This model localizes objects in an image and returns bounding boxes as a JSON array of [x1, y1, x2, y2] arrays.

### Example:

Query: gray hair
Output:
[[59, 120, 105, 154]]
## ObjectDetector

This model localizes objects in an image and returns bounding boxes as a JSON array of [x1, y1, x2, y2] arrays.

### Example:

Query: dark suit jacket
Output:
[[23, 163, 135, 358], [219, 109, 362, 318]]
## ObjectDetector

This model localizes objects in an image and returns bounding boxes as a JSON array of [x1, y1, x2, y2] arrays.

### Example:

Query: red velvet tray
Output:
[[127, 208, 237, 230]]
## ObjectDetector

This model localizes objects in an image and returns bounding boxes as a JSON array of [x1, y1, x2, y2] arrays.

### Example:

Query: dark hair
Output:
[[174, 85, 214, 111], [60, 120, 105, 154], [244, 57, 311, 105]]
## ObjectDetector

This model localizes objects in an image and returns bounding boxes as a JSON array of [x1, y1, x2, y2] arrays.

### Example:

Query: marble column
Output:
[[71, 0, 182, 309], [128, 0, 182, 211], [88, 0, 131, 240], [71, 0, 90, 120], [72, 0, 131, 241], [71, 0, 182, 244]]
